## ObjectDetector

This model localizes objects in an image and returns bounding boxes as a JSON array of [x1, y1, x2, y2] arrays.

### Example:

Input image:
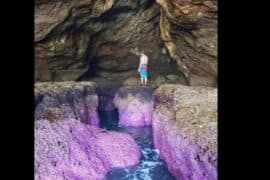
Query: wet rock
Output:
[[35, 118, 141, 180], [35, 81, 99, 126], [153, 84, 217, 180], [113, 86, 154, 127]]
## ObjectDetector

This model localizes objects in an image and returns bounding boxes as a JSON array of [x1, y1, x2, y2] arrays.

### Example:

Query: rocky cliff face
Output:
[[153, 84, 217, 179], [35, 0, 217, 86], [156, 0, 217, 86], [35, 0, 174, 82]]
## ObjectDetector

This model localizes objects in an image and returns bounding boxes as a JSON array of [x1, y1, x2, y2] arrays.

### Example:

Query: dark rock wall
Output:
[[35, 0, 217, 86], [35, 0, 172, 82], [156, 0, 217, 86]]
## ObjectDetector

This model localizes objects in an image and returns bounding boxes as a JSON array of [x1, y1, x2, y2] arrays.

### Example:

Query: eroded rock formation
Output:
[[35, 81, 141, 180], [156, 0, 217, 86], [153, 84, 217, 180], [35, 0, 217, 86], [35, 81, 99, 125], [35, 0, 175, 82], [113, 86, 154, 127]]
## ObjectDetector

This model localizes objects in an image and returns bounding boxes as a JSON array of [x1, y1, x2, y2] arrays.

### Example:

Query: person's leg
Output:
[[145, 77, 147, 85], [140, 77, 143, 85]]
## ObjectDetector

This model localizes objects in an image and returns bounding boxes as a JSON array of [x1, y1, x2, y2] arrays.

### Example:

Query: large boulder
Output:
[[113, 86, 154, 127], [152, 84, 217, 180], [156, 0, 217, 86], [35, 81, 99, 126], [35, 118, 141, 180]]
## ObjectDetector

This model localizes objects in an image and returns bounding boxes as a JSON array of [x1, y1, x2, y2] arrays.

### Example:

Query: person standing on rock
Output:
[[138, 52, 149, 86]]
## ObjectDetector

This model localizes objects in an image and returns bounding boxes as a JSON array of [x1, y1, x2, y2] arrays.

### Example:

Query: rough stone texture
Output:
[[35, 0, 175, 82], [156, 0, 217, 86], [35, 0, 94, 81], [123, 77, 141, 87], [166, 74, 180, 81], [155, 75, 166, 87], [35, 0, 217, 87], [35, 81, 99, 126], [152, 84, 217, 180], [113, 86, 154, 127], [96, 83, 121, 111], [35, 118, 141, 180]]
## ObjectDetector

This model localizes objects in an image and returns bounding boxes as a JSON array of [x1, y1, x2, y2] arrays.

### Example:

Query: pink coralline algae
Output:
[[34, 82, 141, 180], [152, 84, 217, 180], [113, 86, 154, 127], [35, 118, 141, 180]]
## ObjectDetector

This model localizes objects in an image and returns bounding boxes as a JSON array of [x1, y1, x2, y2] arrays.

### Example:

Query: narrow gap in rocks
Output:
[[97, 93, 175, 180]]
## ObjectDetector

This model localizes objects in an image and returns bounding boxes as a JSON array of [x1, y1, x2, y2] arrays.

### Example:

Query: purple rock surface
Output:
[[35, 82, 141, 180], [35, 118, 141, 180], [113, 86, 154, 127], [152, 84, 217, 180]]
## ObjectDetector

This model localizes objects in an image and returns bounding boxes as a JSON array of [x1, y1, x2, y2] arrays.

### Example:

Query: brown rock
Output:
[[123, 77, 141, 87], [35, 0, 217, 88], [166, 74, 179, 81], [35, 0, 171, 82], [155, 75, 166, 87], [157, 0, 217, 86], [188, 74, 217, 87]]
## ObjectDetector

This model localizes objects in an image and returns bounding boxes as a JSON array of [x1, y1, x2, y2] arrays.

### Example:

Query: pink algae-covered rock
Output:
[[35, 118, 141, 180], [153, 84, 217, 180], [113, 86, 154, 127]]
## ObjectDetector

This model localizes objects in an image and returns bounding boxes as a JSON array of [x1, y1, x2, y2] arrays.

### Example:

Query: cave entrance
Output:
[[73, 0, 187, 85]]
